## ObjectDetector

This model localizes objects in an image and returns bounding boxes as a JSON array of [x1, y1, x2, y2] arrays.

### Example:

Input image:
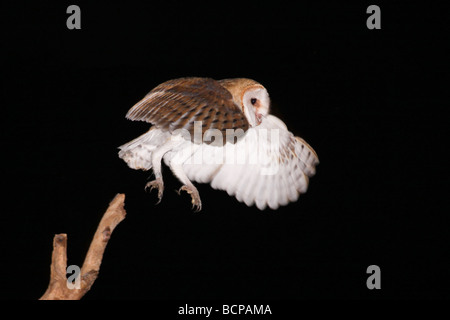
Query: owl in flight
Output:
[[119, 77, 318, 211]]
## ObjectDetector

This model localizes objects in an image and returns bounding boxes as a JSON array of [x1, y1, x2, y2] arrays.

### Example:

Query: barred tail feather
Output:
[[118, 128, 170, 170]]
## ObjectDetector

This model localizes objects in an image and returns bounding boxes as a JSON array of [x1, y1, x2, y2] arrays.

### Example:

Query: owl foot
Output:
[[177, 185, 202, 212], [145, 177, 164, 204]]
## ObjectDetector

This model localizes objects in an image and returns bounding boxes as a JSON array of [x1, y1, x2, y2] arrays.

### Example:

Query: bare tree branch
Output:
[[40, 193, 126, 300]]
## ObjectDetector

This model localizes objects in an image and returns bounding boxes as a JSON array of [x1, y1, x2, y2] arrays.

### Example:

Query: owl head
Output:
[[219, 78, 270, 127]]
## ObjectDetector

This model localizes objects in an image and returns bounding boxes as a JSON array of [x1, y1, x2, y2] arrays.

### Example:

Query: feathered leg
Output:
[[170, 163, 202, 212], [145, 138, 179, 204]]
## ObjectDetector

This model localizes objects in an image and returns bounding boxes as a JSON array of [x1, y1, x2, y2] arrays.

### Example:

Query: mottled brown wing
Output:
[[125, 77, 249, 145]]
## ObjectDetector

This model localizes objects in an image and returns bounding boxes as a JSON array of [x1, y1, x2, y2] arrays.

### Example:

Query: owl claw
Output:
[[145, 178, 164, 204], [177, 185, 202, 212]]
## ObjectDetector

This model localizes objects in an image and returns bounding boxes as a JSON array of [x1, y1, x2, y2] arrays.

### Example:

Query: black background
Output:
[[2, 1, 448, 301]]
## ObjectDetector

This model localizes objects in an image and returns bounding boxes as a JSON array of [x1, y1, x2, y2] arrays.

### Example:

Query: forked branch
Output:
[[40, 193, 126, 300]]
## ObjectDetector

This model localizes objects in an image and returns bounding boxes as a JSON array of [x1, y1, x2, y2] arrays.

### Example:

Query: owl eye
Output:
[[250, 98, 257, 105]]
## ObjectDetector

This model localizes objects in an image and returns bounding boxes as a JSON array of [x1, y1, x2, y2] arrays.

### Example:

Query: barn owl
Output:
[[119, 77, 318, 211]]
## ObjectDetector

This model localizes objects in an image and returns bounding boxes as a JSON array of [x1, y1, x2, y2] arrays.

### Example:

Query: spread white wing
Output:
[[171, 115, 319, 210]]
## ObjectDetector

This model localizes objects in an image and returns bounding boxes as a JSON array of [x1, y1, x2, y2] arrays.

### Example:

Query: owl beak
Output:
[[256, 112, 263, 125]]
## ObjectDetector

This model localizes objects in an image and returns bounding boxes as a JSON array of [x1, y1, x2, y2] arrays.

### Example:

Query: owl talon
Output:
[[145, 178, 164, 204], [178, 185, 202, 212]]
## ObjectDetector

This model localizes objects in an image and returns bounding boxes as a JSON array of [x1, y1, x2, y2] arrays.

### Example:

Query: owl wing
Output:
[[204, 115, 319, 210], [125, 77, 249, 145]]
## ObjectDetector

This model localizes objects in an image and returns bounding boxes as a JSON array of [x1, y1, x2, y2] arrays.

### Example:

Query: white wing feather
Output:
[[170, 115, 318, 210]]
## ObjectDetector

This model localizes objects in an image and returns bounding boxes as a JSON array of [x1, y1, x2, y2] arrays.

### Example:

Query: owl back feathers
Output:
[[125, 77, 250, 145]]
